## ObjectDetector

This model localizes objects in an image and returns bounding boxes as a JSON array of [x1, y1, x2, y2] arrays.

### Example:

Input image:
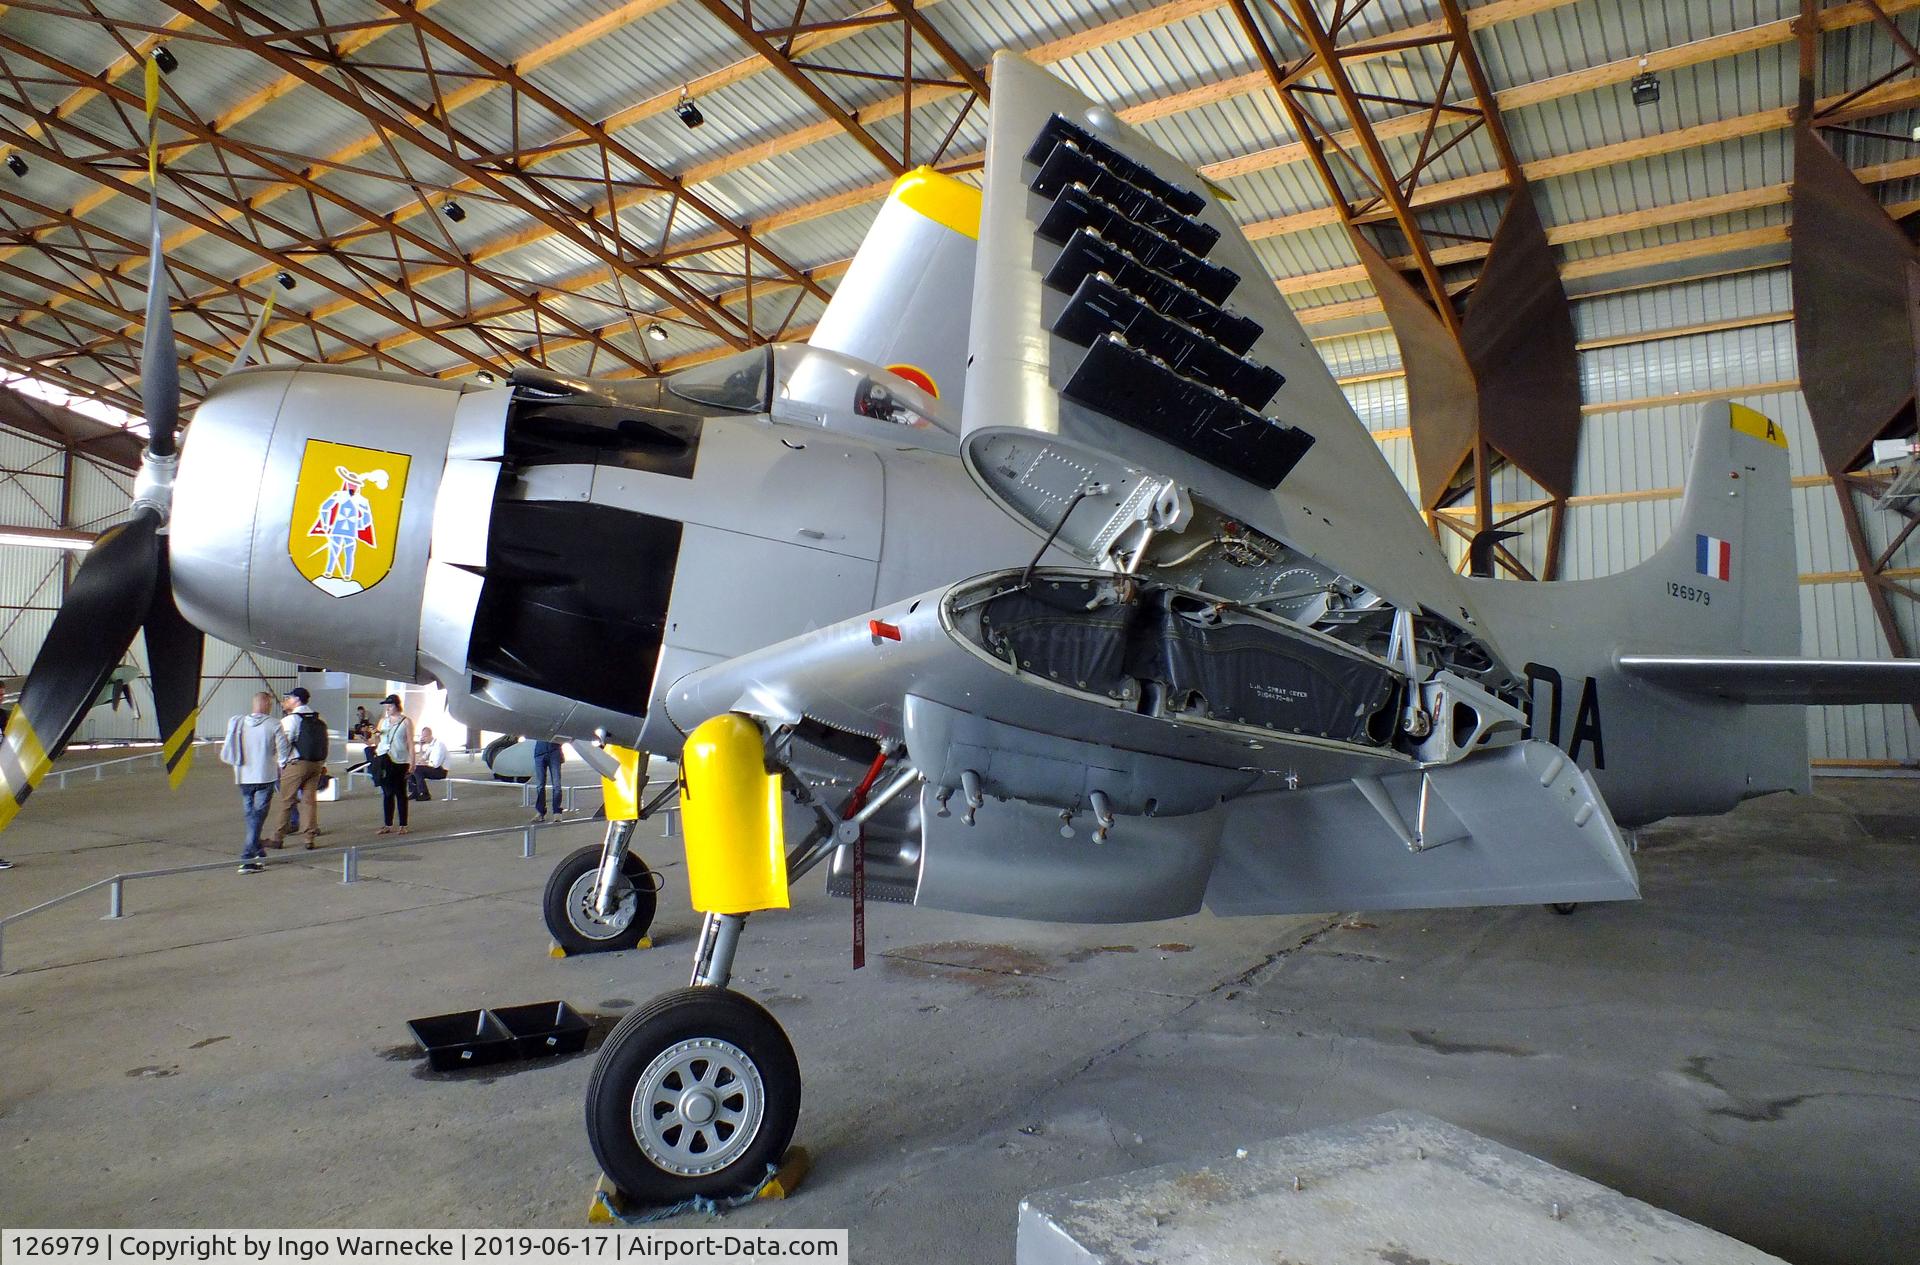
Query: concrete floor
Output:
[[0, 753, 1914, 1264]]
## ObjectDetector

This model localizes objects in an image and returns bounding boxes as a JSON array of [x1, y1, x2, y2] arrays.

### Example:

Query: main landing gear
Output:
[[583, 714, 918, 1202], [543, 827, 657, 954], [542, 761, 678, 954], [585, 915, 800, 1202]]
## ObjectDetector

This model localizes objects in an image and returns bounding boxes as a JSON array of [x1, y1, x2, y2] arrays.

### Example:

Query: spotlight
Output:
[[153, 45, 178, 75], [1631, 56, 1659, 107], [443, 200, 466, 222], [5, 154, 25, 178], [476, 369, 497, 385], [275, 270, 296, 291], [674, 91, 705, 129], [646, 323, 669, 343]]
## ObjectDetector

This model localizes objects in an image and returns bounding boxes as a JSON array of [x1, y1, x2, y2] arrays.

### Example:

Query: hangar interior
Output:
[[0, 2, 1917, 1262]]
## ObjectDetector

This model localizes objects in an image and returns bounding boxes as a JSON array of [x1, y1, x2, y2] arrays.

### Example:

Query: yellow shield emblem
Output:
[[288, 439, 411, 597]]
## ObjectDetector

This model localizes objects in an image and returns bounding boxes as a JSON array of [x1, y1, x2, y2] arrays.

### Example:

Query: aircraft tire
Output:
[[544, 844, 656, 954], [1548, 902, 1580, 915], [586, 987, 800, 1205]]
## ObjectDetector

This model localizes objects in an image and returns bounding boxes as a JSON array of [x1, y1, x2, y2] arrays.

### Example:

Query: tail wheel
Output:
[[1548, 902, 1580, 916], [543, 843, 656, 954], [586, 987, 800, 1205]]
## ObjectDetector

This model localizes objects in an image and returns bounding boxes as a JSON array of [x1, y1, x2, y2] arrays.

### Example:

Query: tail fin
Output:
[[1469, 402, 1804, 824], [1637, 401, 1798, 656], [808, 166, 979, 412]]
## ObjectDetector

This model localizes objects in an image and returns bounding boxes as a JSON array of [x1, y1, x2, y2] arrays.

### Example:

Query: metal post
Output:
[[53, 770, 65, 791], [105, 878, 124, 920], [342, 847, 358, 884], [521, 827, 535, 859], [95, 763, 104, 780], [0, 922, 8, 974]]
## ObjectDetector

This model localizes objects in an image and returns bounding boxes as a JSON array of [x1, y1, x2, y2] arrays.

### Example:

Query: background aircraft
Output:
[[2, 51, 1916, 1204]]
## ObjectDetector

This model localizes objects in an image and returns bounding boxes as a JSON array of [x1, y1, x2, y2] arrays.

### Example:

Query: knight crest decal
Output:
[[288, 439, 411, 597]]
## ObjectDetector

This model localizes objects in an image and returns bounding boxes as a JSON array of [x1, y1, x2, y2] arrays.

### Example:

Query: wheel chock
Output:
[[586, 1147, 811, 1225], [550, 937, 652, 961], [757, 1146, 811, 1200]]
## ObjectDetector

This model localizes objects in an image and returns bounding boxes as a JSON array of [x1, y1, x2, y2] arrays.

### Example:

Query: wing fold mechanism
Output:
[[1616, 654, 1920, 704]]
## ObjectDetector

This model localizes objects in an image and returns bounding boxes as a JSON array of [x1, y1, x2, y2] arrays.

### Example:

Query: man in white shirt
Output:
[[408, 726, 450, 801], [221, 691, 287, 874]]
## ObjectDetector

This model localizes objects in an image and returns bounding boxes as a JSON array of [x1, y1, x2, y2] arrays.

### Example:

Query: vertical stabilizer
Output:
[[809, 166, 979, 412], [1467, 402, 1805, 824]]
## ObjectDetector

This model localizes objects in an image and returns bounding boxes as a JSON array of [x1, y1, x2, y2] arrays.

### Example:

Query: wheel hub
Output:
[[631, 1037, 764, 1177], [566, 869, 636, 938]]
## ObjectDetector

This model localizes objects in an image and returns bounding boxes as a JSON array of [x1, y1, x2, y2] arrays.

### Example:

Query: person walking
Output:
[[267, 686, 328, 849], [221, 691, 284, 874], [531, 738, 565, 823], [408, 726, 448, 801], [373, 694, 415, 835]]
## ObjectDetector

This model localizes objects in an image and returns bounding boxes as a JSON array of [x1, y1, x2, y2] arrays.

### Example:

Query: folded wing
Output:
[[960, 52, 1465, 617]]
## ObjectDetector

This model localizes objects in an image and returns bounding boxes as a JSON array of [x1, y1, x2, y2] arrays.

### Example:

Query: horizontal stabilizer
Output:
[[1616, 654, 1920, 704]]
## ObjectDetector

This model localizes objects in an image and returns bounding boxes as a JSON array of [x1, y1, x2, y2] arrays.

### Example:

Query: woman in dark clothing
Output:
[[373, 694, 415, 835]]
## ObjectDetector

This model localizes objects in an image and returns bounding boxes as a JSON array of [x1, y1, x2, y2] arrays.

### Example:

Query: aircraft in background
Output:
[[1, 662, 139, 722], [5, 52, 1917, 1205]]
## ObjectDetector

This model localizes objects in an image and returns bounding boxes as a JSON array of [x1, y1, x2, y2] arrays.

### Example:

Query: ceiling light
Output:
[[275, 270, 296, 290], [1631, 56, 1659, 107], [153, 45, 178, 75], [646, 323, 669, 343], [5, 154, 25, 178], [443, 200, 466, 222], [674, 91, 705, 129]]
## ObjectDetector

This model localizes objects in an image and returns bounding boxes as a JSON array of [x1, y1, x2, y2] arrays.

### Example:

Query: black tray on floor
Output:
[[407, 1008, 516, 1072], [491, 1000, 591, 1059]]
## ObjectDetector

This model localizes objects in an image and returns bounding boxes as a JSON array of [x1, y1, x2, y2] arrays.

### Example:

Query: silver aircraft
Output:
[[4, 53, 1915, 1203]]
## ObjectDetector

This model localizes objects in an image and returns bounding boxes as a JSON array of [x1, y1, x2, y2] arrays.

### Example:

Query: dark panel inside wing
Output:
[[1038, 185, 1239, 304], [1026, 114, 1206, 216], [1031, 142, 1220, 256], [1055, 273, 1283, 409], [1046, 230, 1261, 354], [1063, 336, 1313, 490], [977, 579, 1397, 745]]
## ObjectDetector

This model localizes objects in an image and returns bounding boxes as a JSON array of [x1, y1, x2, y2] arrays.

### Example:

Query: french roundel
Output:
[[887, 363, 938, 398]]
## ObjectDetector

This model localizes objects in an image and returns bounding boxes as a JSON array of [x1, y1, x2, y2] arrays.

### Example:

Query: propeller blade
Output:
[[0, 512, 162, 830], [225, 286, 278, 377], [140, 54, 179, 456], [144, 551, 205, 791]]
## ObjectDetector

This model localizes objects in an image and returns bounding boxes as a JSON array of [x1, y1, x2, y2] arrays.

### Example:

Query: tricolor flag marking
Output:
[[1696, 533, 1732, 582]]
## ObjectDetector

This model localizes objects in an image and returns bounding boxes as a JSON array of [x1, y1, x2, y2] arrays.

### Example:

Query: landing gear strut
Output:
[[583, 714, 902, 1202]]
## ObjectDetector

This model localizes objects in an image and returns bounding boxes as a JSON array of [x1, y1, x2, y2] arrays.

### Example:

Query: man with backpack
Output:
[[268, 686, 329, 850]]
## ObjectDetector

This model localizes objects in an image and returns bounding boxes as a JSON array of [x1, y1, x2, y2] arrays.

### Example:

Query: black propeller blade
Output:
[[0, 54, 207, 830], [0, 515, 162, 828], [145, 550, 206, 791]]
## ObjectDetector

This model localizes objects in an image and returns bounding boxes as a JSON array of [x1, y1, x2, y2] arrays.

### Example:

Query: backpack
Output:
[[293, 711, 330, 763]]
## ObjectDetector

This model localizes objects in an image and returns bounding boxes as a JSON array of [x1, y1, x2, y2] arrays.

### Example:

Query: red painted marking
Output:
[[887, 363, 938, 397], [869, 619, 902, 642]]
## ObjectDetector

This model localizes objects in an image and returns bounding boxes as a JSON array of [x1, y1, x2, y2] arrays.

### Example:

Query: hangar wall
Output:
[[1331, 264, 1920, 767]]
